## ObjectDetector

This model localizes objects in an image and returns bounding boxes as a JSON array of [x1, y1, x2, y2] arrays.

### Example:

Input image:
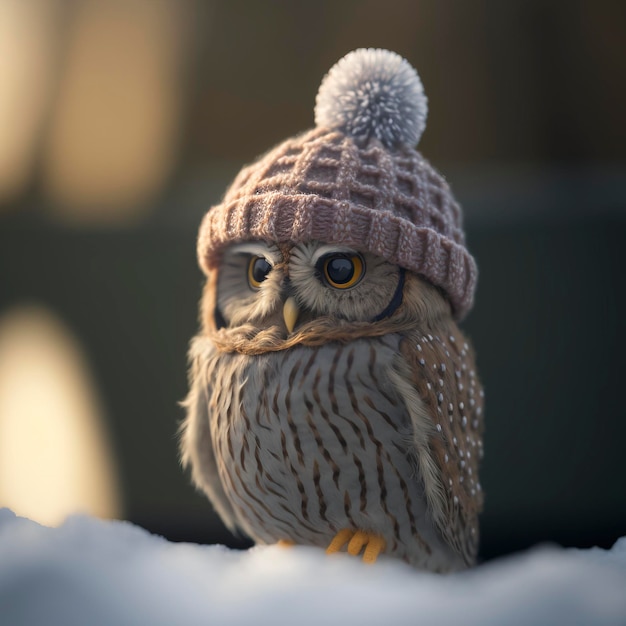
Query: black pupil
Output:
[[327, 257, 354, 284], [252, 257, 271, 283]]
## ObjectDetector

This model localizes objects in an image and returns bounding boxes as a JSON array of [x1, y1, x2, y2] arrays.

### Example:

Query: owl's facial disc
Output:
[[216, 240, 407, 334]]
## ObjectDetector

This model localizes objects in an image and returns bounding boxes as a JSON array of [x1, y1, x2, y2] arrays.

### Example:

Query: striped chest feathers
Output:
[[209, 335, 412, 482]]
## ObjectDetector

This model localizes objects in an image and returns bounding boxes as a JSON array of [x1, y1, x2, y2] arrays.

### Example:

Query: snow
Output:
[[1, 508, 625, 626]]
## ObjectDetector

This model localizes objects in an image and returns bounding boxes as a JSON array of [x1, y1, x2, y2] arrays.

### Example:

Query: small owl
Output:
[[180, 49, 484, 572]]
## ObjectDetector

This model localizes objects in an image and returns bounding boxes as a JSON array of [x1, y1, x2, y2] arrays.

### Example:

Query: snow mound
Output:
[[1, 508, 625, 626]]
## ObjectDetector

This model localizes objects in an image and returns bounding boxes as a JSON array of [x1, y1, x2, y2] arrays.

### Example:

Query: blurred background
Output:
[[0, 0, 624, 561]]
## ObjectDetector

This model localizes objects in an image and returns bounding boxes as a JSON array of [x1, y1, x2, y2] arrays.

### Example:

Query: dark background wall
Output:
[[0, 0, 624, 561]]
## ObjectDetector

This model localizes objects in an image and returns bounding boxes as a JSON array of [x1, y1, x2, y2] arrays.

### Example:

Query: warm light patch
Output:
[[0, 0, 58, 204], [0, 307, 121, 526], [43, 0, 188, 223]]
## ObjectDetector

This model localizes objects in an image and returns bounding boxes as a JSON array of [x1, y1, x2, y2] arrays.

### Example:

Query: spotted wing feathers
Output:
[[396, 325, 484, 564]]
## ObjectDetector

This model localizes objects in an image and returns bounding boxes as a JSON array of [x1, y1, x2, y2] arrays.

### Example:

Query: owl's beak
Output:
[[283, 296, 299, 334]]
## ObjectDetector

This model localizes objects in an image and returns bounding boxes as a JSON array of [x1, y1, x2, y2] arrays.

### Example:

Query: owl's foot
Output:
[[276, 539, 295, 548], [326, 529, 386, 564]]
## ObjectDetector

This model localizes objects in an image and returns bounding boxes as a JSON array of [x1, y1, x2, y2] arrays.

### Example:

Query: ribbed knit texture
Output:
[[197, 127, 477, 319]]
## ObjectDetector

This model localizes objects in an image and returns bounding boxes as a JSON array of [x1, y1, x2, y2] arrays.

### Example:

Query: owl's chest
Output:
[[212, 335, 405, 446], [208, 335, 412, 540]]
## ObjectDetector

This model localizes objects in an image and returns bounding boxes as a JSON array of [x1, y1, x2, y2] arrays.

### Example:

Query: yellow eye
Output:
[[322, 254, 365, 289], [247, 256, 272, 289]]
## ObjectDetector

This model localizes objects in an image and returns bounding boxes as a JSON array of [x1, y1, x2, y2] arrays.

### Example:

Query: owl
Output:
[[180, 49, 484, 572]]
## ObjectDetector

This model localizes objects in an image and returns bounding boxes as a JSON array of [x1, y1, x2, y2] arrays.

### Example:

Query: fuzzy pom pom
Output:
[[315, 48, 428, 149]]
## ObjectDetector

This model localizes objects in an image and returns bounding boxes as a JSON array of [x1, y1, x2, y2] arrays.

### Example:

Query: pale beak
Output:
[[283, 296, 299, 334]]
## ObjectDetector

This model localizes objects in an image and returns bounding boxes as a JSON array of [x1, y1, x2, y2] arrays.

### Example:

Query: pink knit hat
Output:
[[197, 49, 477, 319]]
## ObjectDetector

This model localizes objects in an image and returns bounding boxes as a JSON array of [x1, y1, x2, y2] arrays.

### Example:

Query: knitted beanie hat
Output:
[[197, 49, 477, 319]]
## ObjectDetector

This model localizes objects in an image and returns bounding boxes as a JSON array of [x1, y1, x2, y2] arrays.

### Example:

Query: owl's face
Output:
[[215, 241, 405, 335]]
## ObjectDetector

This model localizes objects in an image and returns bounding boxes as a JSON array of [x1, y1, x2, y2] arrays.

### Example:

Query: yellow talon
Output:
[[326, 529, 386, 564], [326, 528, 353, 554], [362, 534, 386, 564], [347, 530, 368, 556], [277, 539, 295, 548]]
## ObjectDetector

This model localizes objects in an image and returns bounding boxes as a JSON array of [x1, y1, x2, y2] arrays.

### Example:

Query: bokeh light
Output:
[[0, 307, 121, 525]]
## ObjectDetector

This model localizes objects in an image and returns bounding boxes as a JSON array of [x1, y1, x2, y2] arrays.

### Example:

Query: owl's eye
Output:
[[247, 256, 272, 289], [320, 253, 365, 289]]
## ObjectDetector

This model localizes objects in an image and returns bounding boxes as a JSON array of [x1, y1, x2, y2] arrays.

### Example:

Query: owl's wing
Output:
[[179, 336, 240, 534], [391, 324, 485, 565]]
